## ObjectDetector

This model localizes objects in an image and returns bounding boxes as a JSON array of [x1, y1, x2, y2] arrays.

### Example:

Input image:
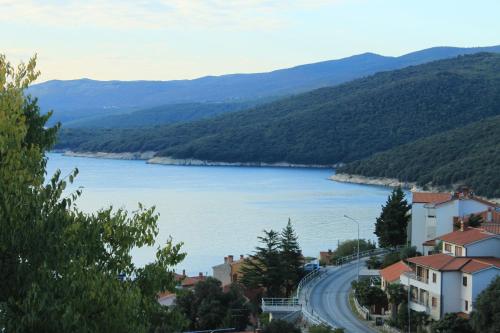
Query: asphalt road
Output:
[[303, 261, 376, 333]]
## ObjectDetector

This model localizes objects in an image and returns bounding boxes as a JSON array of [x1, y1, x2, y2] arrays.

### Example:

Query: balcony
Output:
[[402, 271, 428, 284]]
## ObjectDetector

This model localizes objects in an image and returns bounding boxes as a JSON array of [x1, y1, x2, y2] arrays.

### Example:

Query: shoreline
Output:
[[330, 173, 418, 190], [60, 151, 337, 169]]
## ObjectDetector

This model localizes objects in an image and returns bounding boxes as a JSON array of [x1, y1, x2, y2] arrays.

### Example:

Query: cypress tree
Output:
[[374, 187, 410, 247], [280, 219, 303, 297]]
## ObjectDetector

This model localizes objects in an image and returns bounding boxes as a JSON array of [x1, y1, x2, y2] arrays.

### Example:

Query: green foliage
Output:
[[381, 246, 418, 268], [386, 284, 406, 324], [0, 55, 186, 332], [331, 239, 376, 263], [309, 324, 345, 333], [375, 187, 410, 247], [262, 320, 301, 333], [467, 213, 484, 228], [470, 276, 500, 333], [397, 302, 430, 332], [240, 221, 303, 298], [57, 53, 500, 172], [366, 256, 382, 269], [339, 114, 500, 198], [175, 278, 250, 331], [352, 279, 387, 308], [381, 252, 401, 268], [431, 313, 473, 333], [280, 219, 304, 297]]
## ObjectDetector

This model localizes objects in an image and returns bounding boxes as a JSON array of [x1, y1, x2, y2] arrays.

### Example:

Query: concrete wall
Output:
[[212, 262, 231, 287], [471, 268, 500, 306], [459, 199, 491, 216], [441, 272, 462, 314], [411, 203, 427, 253]]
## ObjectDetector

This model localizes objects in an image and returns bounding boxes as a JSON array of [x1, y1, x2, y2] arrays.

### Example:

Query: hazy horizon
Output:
[[3, 0, 500, 83]]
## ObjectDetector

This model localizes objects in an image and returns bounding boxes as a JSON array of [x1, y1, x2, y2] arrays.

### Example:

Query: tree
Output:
[[471, 276, 500, 333], [332, 239, 376, 264], [386, 284, 406, 324], [262, 320, 300, 333], [397, 302, 429, 332], [280, 219, 304, 297], [352, 279, 387, 309], [240, 230, 284, 297], [175, 278, 249, 331], [0, 55, 186, 332], [467, 213, 484, 228], [431, 313, 473, 333], [375, 187, 410, 247]]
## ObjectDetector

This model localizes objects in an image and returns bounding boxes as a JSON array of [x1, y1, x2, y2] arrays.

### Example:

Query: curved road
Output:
[[303, 261, 376, 333]]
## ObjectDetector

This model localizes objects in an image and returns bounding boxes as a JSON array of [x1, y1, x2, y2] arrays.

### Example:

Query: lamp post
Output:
[[344, 214, 360, 282]]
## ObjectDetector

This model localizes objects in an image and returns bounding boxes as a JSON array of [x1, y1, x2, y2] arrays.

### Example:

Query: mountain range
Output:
[[29, 45, 500, 126]]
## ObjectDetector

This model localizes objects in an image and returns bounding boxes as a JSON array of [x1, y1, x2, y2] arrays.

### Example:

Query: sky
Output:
[[2, 0, 500, 82]]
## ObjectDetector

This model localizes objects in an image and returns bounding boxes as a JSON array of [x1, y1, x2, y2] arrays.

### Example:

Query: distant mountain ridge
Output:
[[29, 45, 500, 125]]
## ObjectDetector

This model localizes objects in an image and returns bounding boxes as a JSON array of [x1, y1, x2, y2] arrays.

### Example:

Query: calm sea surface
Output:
[[47, 153, 394, 275]]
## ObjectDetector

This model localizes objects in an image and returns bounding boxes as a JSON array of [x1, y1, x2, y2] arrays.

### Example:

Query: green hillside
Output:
[[337, 116, 500, 198], [56, 53, 500, 167]]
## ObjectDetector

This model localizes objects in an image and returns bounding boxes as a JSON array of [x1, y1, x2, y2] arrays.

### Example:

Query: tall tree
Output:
[[375, 187, 410, 247], [0, 55, 186, 332], [240, 230, 284, 297], [280, 219, 303, 297], [471, 276, 500, 333], [386, 283, 407, 323]]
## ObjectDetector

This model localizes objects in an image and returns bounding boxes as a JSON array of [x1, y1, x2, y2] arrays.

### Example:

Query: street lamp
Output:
[[344, 214, 360, 282]]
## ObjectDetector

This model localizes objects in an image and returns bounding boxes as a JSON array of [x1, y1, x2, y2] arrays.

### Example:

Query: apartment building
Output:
[[400, 253, 500, 320], [212, 255, 246, 288], [410, 190, 497, 254]]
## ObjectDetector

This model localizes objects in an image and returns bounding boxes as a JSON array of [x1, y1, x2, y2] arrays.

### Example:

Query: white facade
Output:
[[410, 196, 494, 253]]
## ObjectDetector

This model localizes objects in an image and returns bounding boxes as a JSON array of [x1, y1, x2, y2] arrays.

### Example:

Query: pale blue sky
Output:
[[2, 0, 499, 82]]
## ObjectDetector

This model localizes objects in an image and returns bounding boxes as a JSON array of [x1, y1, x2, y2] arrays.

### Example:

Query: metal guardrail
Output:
[[262, 298, 300, 307], [335, 245, 405, 266], [296, 267, 325, 297], [402, 271, 428, 284]]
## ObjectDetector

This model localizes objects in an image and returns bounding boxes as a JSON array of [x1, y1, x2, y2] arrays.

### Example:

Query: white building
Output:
[[409, 190, 497, 254], [401, 253, 500, 320], [438, 226, 500, 257]]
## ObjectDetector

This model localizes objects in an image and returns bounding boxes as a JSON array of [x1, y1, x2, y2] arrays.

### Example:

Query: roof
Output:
[[380, 261, 412, 282], [481, 223, 500, 234], [412, 192, 451, 204], [438, 227, 496, 246], [407, 253, 500, 273], [423, 239, 436, 246]]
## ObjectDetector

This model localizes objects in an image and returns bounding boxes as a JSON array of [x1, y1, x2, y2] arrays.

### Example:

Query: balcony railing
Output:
[[402, 272, 428, 284]]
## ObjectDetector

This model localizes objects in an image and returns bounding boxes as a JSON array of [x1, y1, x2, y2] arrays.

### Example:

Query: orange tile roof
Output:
[[407, 254, 500, 273], [412, 192, 452, 204], [380, 260, 412, 283], [438, 227, 496, 246], [423, 239, 436, 246], [481, 223, 500, 234]]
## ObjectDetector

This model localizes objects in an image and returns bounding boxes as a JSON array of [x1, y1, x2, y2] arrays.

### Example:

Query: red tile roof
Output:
[[407, 253, 500, 273], [380, 260, 412, 283], [423, 239, 436, 246], [438, 227, 496, 246], [481, 223, 500, 234], [412, 192, 452, 204]]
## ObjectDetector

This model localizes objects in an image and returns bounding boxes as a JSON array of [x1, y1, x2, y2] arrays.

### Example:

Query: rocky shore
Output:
[[331, 173, 417, 189], [63, 151, 156, 160]]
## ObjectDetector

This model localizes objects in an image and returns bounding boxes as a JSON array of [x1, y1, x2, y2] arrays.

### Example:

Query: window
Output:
[[463, 276, 468, 286], [432, 297, 437, 308], [427, 208, 436, 218], [444, 243, 452, 252], [432, 273, 437, 283], [465, 300, 469, 311], [455, 246, 463, 256]]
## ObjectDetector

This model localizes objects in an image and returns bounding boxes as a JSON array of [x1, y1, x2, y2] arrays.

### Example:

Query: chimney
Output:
[[182, 269, 186, 277], [228, 255, 234, 263], [199, 272, 203, 277], [240, 254, 244, 260], [224, 256, 228, 264], [487, 207, 493, 223], [328, 249, 332, 254], [460, 220, 465, 232]]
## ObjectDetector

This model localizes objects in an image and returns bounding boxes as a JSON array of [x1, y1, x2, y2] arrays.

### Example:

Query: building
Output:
[[410, 190, 497, 254], [212, 255, 246, 288], [157, 270, 207, 306], [400, 253, 500, 320], [438, 226, 500, 257], [380, 260, 412, 290]]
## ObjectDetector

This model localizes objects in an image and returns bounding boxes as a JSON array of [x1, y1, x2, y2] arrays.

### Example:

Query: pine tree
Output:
[[280, 219, 303, 297], [374, 187, 410, 247], [240, 230, 284, 297]]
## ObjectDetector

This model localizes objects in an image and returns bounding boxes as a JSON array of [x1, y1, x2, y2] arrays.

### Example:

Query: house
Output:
[[319, 250, 334, 265], [380, 260, 412, 290], [212, 255, 246, 288], [400, 253, 500, 320], [157, 270, 207, 306], [410, 189, 497, 254], [438, 225, 500, 257]]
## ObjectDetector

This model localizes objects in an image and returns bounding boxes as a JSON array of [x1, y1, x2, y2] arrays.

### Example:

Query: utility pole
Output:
[[344, 214, 360, 282]]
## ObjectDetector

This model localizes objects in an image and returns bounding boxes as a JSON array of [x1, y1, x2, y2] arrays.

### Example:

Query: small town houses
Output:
[[382, 189, 500, 321]]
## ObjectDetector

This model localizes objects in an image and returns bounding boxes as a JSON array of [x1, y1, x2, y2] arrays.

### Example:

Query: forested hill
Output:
[[30, 45, 500, 125], [56, 53, 500, 167], [337, 116, 500, 198]]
